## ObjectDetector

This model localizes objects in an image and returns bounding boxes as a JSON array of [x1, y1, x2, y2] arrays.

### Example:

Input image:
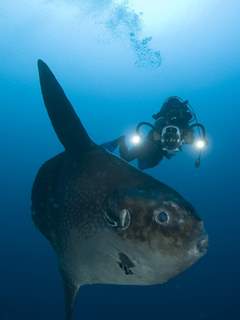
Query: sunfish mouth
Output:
[[188, 234, 208, 259], [197, 234, 209, 255]]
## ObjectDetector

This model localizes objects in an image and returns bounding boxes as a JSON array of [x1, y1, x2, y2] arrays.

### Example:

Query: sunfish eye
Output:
[[154, 210, 170, 225]]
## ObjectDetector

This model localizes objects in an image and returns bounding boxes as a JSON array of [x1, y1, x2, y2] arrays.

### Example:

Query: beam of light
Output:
[[195, 139, 206, 150], [130, 134, 142, 145]]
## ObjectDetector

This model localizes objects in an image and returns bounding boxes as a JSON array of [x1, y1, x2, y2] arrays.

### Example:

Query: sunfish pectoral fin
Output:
[[60, 270, 80, 320], [37, 59, 96, 156]]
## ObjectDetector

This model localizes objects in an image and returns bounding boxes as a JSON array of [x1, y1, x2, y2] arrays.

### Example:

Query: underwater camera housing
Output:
[[160, 125, 182, 152]]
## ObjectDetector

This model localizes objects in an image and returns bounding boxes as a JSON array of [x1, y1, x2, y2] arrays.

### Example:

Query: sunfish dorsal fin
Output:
[[37, 59, 95, 156]]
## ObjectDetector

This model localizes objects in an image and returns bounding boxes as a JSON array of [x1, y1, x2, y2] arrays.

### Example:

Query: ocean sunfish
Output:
[[31, 60, 208, 320]]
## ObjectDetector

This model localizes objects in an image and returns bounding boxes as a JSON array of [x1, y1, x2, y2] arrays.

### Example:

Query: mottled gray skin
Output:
[[31, 60, 208, 320]]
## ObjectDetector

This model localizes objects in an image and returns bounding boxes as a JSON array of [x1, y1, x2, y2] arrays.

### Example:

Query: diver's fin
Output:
[[61, 271, 80, 320], [37, 59, 96, 156]]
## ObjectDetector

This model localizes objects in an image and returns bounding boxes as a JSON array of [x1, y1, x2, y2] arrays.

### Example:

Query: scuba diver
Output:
[[102, 97, 207, 170]]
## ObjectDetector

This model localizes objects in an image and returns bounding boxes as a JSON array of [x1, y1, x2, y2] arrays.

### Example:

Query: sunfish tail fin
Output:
[[37, 59, 95, 156]]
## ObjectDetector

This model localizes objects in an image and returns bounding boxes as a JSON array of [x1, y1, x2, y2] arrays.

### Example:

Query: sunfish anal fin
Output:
[[61, 271, 80, 320]]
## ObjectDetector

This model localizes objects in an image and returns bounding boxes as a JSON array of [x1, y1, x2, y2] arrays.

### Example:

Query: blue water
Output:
[[0, 1, 239, 319]]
